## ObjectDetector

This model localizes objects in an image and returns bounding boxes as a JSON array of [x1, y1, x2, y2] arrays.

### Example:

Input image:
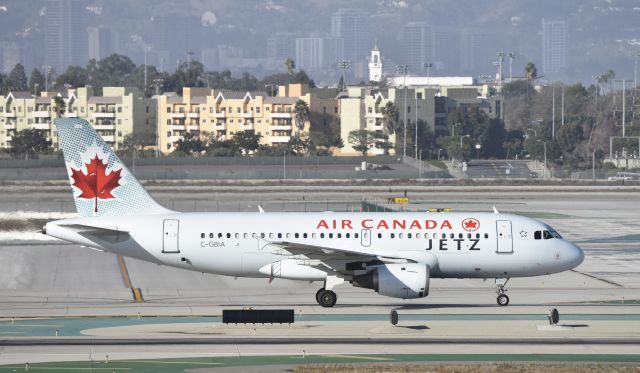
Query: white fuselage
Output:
[[46, 212, 584, 281]]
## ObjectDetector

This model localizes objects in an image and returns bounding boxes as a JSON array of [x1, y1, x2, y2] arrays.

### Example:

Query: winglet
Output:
[[493, 206, 499, 214]]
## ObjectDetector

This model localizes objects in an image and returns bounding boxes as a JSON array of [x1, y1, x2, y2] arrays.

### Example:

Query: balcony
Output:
[[271, 112, 292, 118], [187, 125, 199, 131], [270, 135, 291, 143], [102, 135, 116, 142], [241, 123, 254, 130], [213, 111, 226, 118], [169, 124, 186, 131], [241, 112, 253, 118], [93, 124, 116, 131], [33, 110, 51, 118], [270, 125, 292, 131], [168, 112, 186, 119], [5, 122, 16, 129], [366, 112, 383, 119], [34, 123, 51, 130], [214, 123, 226, 130], [187, 112, 200, 118], [92, 111, 116, 119], [3, 112, 16, 118]]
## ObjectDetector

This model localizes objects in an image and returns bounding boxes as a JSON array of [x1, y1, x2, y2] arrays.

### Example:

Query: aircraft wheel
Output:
[[315, 288, 325, 304], [318, 290, 337, 308], [497, 294, 510, 306]]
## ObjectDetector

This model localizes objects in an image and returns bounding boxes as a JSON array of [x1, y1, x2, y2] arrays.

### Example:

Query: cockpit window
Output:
[[550, 230, 562, 239], [543, 230, 553, 239], [534, 231, 541, 240]]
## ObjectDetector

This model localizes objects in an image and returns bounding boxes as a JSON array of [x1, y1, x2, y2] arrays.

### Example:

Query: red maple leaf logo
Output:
[[70, 155, 122, 213], [462, 218, 480, 232]]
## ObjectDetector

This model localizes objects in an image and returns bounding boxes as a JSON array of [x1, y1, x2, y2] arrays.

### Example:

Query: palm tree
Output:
[[379, 101, 399, 155], [285, 58, 296, 75], [294, 99, 310, 131], [53, 96, 66, 117], [524, 62, 537, 81], [606, 69, 616, 93]]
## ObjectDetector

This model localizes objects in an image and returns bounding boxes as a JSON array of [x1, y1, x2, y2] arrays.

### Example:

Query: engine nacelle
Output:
[[351, 263, 429, 299]]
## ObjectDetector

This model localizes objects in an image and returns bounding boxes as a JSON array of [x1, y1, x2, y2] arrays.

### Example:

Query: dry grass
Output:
[[0, 218, 49, 232], [295, 363, 639, 373]]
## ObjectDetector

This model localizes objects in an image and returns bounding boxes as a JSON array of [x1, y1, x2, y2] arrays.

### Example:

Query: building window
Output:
[[368, 107, 372, 113], [167, 131, 171, 137], [334, 107, 338, 114], [166, 144, 171, 150], [81, 107, 85, 113], [28, 107, 33, 112], [118, 131, 122, 137], [256, 107, 261, 113], [118, 107, 122, 113], [417, 92, 423, 99], [167, 107, 171, 113], [117, 119, 122, 124], [146, 106, 150, 113]]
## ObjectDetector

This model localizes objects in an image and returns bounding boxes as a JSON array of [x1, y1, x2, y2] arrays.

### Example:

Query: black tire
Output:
[[319, 290, 337, 308], [315, 288, 325, 304], [497, 294, 510, 306]]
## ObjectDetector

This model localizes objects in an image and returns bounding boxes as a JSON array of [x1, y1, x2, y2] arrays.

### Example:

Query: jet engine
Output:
[[351, 263, 430, 299]]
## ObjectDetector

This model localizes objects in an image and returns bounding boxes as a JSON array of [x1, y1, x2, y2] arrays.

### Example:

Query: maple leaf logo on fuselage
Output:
[[70, 155, 122, 213]]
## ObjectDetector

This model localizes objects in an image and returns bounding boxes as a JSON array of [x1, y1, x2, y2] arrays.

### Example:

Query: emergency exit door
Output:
[[361, 229, 371, 247], [163, 219, 180, 253], [496, 220, 513, 254]]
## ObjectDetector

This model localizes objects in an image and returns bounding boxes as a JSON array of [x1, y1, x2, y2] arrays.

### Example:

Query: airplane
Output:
[[43, 118, 585, 308]]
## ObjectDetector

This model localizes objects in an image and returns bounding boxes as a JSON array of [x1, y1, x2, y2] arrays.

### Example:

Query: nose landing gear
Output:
[[495, 277, 510, 306], [315, 288, 337, 308]]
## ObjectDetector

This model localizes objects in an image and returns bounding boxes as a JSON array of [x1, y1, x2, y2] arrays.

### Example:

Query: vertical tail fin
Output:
[[55, 118, 170, 217]]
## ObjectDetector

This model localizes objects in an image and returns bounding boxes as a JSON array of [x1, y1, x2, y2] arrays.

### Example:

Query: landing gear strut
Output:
[[315, 288, 337, 308], [495, 277, 510, 306]]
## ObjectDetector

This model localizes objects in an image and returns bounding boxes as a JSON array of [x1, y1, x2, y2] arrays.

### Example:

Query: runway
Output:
[[0, 183, 639, 368]]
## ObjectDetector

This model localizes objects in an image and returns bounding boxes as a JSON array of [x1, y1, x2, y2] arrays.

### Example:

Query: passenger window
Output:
[[346, 233, 350, 238], [441, 233, 446, 239], [286, 233, 291, 239], [534, 231, 542, 240], [244, 233, 248, 239], [312, 233, 316, 238], [450, 233, 455, 239], [458, 233, 463, 239], [329, 233, 334, 238], [476, 233, 480, 239], [260, 233, 265, 238], [269, 233, 274, 239], [320, 233, 325, 238], [378, 233, 382, 239], [218, 233, 223, 238], [278, 233, 282, 239], [391, 233, 395, 239], [303, 233, 308, 238], [484, 233, 489, 239], [355, 233, 359, 238], [399, 233, 404, 239], [201, 233, 205, 238], [227, 233, 231, 238], [235, 233, 240, 239], [295, 233, 299, 238], [407, 233, 412, 239], [416, 233, 420, 239]]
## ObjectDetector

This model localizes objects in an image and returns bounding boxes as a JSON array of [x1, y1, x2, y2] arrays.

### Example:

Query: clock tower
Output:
[[368, 43, 383, 83]]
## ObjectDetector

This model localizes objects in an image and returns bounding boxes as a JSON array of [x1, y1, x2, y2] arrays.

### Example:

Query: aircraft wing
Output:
[[266, 241, 438, 273]]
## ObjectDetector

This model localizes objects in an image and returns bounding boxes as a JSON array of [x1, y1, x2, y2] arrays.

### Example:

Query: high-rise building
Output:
[[295, 36, 344, 70], [330, 9, 369, 64], [432, 27, 460, 74], [87, 26, 112, 61], [459, 29, 493, 74], [0, 41, 20, 74], [403, 22, 431, 73], [45, 0, 87, 72], [267, 32, 297, 62], [541, 18, 567, 75]]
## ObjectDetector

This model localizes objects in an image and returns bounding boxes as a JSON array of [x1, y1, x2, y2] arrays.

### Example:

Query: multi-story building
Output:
[[403, 22, 431, 73], [0, 87, 156, 151], [339, 86, 436, 155], [45, 0, 87, 72], [295, 36, 344, 71], [331, 8, 369, 78], [541, 18, 567, 76], [156, 84, 339, 154], [87, 26, 113, 61], [267, 32, 297, 62]]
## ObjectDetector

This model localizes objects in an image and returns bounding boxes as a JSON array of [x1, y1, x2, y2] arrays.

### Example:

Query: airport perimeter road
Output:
[[462, 160, 533, 179]]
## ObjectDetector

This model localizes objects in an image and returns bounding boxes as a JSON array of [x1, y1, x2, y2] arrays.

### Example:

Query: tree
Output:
[[291, 70, 315, 88], [29, 68, 45, 95], [503, 129, 526, 159], [9, 128, 51, 159], [0, 73, 6, 95], [55, 66, 89, 91], [173, 132, 205, 156], [285, 58, 295, 75], [6, 63, 28, 91], [380, 101, 399, 135], [294, 99, 310, 131], [374, 131, 394, 154], [119, 132, 156, 157], [87, 54, 137, 93], [53, 96, 66, 117], [348, 129, 376, 155], [524, 62, 537, 81], [233, 130, 262, 153], [287, 133, 314, 155]]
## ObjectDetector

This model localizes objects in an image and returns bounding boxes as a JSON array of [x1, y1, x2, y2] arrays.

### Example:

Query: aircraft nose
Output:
[[567, 242, 585, 268]]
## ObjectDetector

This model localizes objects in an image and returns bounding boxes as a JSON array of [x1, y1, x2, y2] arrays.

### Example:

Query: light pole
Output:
[[592, 75, 599, 109], [635, 51, 640, 89], [338, 60, 351, 91], [459, 134, 469, 160], [283, 149, 287, 180], [424, 62, 433, 86], [153, 77, 164, 158], [452, 122, 461, 136], [552, 85, 555, 138], [508, 52, 515, 82], [537, 140, 547, 179], [187, 51, 194, 69], [396, 64, 409, 158]]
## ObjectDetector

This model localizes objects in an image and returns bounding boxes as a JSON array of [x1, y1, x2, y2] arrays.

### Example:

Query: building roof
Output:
[[8, 91, 32, 99], [309, 87, 339, 99], [389, 76, 475, 87], [88, 96, 123, 104], [190, 96, 207, 104], [217, 90, 268, 100], [265, 96, 297, 104], [35, 97, 51, 104]]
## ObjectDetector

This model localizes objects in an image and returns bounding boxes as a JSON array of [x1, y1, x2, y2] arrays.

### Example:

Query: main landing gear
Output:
[[495, 277, 510, 306], [315, 276, 343, 308], [315, 288, 337, 308]]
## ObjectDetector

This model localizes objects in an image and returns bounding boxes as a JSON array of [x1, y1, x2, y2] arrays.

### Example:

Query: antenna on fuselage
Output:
[[493, 206, 499, 214]]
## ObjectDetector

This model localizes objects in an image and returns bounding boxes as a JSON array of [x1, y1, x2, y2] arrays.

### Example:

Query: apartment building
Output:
[[339, 86, 436, 156], [157, 84, 339, 154], [0, 87, 156, 150]]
